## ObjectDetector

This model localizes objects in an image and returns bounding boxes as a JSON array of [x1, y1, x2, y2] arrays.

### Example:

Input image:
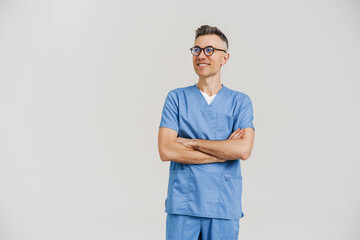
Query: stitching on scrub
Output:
[[214, 219, 227, 240], [218, 173, 243, 218], [214, 219, 237, 240], [180, 216, 187, 239], [218, 173, 223, 217], [215, 113, 219, 140], [215, 114, 225, 140], [235, 95, 252, 129], [185, 168, 191, 214], [233, 220, 240, 239], [200, 217, 208, 236], [231, 220, 237, 240], [215, 113, 234, 140]]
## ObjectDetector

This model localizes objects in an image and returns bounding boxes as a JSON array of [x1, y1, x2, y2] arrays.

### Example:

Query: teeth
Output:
[[198, 64, 208, 66]]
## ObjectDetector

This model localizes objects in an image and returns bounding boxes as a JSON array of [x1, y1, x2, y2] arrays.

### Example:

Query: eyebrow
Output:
[[193, 45, 214, 48]]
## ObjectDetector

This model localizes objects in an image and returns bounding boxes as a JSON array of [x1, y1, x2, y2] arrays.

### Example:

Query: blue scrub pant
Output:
[[166, 213, 240, 240]]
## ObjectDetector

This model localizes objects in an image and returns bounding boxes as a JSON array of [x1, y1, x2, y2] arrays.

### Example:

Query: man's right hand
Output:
[[228, 128, 244, 140]]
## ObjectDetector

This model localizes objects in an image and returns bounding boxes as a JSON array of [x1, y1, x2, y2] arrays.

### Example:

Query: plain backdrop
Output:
[[0, 0, 359, 239]]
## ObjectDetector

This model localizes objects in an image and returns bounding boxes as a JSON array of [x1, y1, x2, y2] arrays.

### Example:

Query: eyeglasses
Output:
[[190, 46, 227, 56]]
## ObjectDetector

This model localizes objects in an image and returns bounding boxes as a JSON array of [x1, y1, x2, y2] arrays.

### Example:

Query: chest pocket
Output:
[[215, 113, 234, 140]]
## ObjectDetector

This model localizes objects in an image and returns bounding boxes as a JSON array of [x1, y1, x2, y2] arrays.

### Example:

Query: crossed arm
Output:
[[158, 127, 255, 164]]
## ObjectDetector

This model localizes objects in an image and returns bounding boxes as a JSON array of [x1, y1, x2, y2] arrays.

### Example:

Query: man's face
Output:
[[192, 34, 229, 78]]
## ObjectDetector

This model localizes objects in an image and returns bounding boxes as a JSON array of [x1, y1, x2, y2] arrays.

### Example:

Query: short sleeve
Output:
[[159, 91, 179, 132], [233, 94, 255, 131]]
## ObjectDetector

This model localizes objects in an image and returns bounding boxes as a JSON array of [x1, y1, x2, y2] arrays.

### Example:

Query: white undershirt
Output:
[[200, 90, 217, 105]]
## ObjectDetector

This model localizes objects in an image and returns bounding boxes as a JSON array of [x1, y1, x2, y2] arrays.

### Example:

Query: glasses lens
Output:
[[191, 47, 200, 56], [204, 47, 214, 56]]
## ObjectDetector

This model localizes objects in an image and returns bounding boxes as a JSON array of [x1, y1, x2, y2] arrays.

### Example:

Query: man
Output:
[[158, 25, 255, 240]]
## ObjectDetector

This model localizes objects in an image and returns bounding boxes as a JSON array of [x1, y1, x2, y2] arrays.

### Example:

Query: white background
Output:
[[0, 0, 359, 239]]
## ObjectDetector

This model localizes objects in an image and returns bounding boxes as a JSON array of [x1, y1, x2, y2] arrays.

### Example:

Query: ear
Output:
[[221, 52, 230, 66]]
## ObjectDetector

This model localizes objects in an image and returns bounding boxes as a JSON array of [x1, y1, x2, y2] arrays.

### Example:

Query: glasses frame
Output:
[[190, 46, 227, 56]]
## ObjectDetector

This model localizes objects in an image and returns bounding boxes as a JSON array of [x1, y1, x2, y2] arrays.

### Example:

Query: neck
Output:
[[196, 73, 222, 97]]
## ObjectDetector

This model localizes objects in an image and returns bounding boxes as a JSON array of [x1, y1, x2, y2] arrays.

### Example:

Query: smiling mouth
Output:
[[197, 63, 209, 66]]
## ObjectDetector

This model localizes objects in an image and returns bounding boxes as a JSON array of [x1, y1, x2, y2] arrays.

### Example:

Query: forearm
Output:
[[191, 139, 248, 160], [163, 141, 226, 164]]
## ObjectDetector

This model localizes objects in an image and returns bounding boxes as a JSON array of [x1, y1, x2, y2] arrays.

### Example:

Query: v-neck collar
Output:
[[193, 83, 227, 107]]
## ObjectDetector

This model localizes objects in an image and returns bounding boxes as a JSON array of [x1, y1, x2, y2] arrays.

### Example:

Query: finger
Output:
[[234, 129, 244, 139], [232, 131, 241, 139], [229, 129, 239, 135], [238, 129, 245, 138], [228, 128, 240, 139], [228, 131, 237, 139]]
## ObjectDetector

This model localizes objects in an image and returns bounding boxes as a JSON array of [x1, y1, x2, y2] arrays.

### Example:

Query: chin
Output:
[[195, 70, 209, 77], [196, 71, 216, 78], [196, 73, 209, 78]]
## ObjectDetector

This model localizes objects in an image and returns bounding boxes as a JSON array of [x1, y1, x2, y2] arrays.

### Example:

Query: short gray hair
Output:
[[195, 25, 229, 50]]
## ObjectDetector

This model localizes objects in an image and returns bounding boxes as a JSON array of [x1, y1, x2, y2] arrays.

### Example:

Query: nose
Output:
[[197, 49, 207, 58]]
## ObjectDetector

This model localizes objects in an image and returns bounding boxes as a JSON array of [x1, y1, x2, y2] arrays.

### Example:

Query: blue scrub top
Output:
[[159, 83, 255, 220]]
